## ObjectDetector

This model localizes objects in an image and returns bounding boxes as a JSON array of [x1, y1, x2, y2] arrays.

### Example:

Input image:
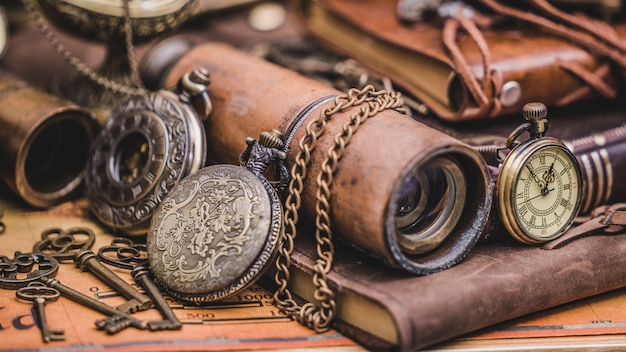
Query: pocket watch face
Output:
[[86, 91, 207, 235], [507, 143, 582, 243]]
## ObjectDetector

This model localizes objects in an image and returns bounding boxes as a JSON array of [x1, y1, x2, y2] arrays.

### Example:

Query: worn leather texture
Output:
[[155, 41, 492, 275], [289, 226, 626, 351], [300, 0, 626, 122]]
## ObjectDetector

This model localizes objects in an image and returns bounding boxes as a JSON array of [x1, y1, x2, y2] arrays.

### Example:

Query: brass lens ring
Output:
[[394, 156, 467, 254], [386, 146, 492, 274]]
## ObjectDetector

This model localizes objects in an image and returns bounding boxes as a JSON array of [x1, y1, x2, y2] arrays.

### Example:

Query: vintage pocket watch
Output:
[[496, 102, 583, 244], [85, 68, 212, 235], [146, 130, 286, 303]]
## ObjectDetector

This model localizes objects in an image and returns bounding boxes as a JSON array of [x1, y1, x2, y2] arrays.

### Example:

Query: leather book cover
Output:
[[276, 227, 626, 351], [297, 0, 626, 122]]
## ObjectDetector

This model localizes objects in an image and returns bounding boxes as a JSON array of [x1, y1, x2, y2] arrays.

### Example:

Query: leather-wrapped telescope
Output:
[[140, 40, 492, 274]]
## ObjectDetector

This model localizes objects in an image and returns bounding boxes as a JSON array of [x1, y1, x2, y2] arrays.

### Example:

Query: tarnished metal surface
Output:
[[85, 69, 210, 235], [147, 164, 282, 303]]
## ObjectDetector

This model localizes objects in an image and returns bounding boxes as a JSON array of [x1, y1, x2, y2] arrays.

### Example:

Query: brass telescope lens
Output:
[[387, 147, 490, 274], [394, 156, 466, 254]]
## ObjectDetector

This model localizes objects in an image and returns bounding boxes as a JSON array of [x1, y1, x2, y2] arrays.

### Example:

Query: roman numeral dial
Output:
[[85, 88, 209, 235], [512, 145, 581, 242], [496, 102, 583, 244]]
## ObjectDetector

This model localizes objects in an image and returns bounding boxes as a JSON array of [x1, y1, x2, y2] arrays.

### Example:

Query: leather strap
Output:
[[543, 202, 626, 250]]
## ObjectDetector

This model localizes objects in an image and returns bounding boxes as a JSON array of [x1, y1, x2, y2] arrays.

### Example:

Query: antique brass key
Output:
[[16, 282, 66, 342], [0, 252, 148, 334], [75, 250, 151, 313], [39, 276, 148, 334], [33, 227, 151, 313], [99, 238, 181, 330]]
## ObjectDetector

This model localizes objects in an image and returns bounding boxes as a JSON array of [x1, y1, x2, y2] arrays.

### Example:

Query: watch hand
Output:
[[543, 152, 558, 185], [526, 164, 546, 191], [521, 187, 555, 205], [543, 163, 555, 183]]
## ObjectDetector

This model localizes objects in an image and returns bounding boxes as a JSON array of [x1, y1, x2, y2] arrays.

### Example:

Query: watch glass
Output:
[[513, 144, 581, 241]]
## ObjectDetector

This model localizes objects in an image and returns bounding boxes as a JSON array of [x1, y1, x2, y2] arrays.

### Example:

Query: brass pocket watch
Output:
[[496, 102, 583, 244]]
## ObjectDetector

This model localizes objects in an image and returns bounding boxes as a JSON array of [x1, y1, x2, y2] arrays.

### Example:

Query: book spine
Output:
[[565, 124, 626, 213]]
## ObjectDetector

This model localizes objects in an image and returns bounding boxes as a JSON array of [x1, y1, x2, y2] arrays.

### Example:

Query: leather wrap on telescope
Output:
[[150, 41, 491, 274]]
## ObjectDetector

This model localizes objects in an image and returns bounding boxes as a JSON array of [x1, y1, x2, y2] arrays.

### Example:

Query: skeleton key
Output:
[[98, 237, 148, 270], [132, 264, 181, 330], [16, 282, 66, 342], [99, 238, 181, 330], [0, 252, 59, 290], [0, 253, 146, 334], [32, 227, 95, 262], [74, 250, 151, 313], [32, 228, 151, 313], [39, 276, 148, 334]]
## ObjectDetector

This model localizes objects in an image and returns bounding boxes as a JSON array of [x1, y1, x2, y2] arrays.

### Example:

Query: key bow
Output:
[[33, 227, 95, 261], [16, 281, 60, 302]]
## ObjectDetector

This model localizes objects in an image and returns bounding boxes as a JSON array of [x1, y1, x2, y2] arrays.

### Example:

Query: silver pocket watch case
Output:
[[85, 68, 212, 235]]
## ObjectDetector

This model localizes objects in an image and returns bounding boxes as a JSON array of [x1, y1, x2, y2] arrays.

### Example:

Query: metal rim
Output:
[[497, 138, 583, 244], [147, 164, 283, 304]]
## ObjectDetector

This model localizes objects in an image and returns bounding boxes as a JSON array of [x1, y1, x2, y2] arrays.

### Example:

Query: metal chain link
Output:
[[273, 85, 406, 332], [20, 0, 147, 97]]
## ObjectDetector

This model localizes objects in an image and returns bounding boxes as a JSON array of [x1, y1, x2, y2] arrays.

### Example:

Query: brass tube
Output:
[[0, 70, 98, 208]]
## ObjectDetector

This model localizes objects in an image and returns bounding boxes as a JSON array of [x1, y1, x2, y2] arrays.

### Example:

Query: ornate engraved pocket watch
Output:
[[146, 130, 286, 303], [496, 102, 583, 244], [85, 68, 212, 235]]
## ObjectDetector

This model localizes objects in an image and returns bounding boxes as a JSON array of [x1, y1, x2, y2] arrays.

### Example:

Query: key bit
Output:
[[95, 314, 139, 335], [16, 282, 66, 343], [132, 264, 181, 331]]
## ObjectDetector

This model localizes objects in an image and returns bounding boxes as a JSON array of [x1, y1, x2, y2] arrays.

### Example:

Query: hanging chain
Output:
[[273, 85, 406, 332], [20, 0, 147, 96]]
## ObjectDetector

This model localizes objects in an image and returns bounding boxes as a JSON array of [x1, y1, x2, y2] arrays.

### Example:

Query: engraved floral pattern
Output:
[[155, 173, 260, 284]]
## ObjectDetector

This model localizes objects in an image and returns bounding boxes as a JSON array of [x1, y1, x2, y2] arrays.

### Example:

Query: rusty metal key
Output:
[[98, 237, 181, 330], [16, 282, 66, 342], [75, 250, 151, 313]]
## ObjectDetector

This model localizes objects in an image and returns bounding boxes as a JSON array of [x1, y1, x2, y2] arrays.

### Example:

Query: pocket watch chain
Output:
[[20, 0, 146, 97], [273, 85, 406, 332]]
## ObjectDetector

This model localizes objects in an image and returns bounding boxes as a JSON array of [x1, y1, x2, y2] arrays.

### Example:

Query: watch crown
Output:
[[522, 102, 547, 122], [523, 102, 548, 138]]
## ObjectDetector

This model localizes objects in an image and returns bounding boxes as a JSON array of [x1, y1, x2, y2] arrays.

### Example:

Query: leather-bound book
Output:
[[271, 226, 626, 351], [298, 0, 626, 122]]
